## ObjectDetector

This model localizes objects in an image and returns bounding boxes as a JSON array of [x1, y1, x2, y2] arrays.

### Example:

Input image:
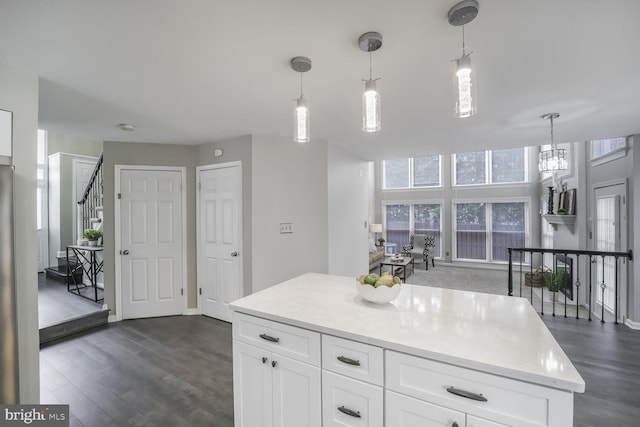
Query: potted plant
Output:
[[83, 229, 103, 246], [544, 269, 566, 301], [557, 208, 566, 215], [377, 237, 385, 247]]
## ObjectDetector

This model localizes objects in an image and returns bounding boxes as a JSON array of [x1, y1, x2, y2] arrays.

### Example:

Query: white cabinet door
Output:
[[272, 354, 321, 427], [386, 391, 465, 427], [233, 341, 273, 427], [233, 340, 321, 427], [466, 415, 509, 427], [323, 371, 383, 427]]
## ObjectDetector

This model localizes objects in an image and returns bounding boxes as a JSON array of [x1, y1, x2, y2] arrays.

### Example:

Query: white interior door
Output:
[[593, 182, 627, 322], [119, 168, 184, 319], [197, 163, 242, 322]]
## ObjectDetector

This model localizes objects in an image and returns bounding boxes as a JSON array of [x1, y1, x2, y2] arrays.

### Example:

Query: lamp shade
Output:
[[369, 223, 382, 233]]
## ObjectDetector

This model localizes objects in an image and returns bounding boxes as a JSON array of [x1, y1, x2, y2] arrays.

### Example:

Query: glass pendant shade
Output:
[[454, 55, 476, 118], [362, 79, 381, 132], [294, 96, 310, 143], [538, 148, 568, 172]]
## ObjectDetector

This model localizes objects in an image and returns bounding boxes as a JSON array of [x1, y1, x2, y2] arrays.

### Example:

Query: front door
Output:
[[118, 167, 185, 319], [197, 163, 242, 322], [593, 182, 627, 322]]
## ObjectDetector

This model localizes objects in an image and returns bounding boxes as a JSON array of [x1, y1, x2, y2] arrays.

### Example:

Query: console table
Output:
[[66, 245, 104, 302]]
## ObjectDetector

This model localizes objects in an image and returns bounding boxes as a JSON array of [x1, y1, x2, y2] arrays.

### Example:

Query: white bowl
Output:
[[356, 281, 401, 304]]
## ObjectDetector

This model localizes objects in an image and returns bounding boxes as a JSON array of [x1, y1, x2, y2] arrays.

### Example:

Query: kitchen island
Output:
[[230, 273, 584, 427]]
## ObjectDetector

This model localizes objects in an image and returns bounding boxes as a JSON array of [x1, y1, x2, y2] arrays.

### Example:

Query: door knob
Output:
[[120, 249, 130, 255], [231, 251, 239, 257]]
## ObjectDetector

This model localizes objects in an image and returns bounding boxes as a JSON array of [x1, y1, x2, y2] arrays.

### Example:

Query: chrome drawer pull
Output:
[[338, 406, 361, 418], [259, 333, 280, 343], [337, 356, 361, 366], [446, 386, 487, 402]]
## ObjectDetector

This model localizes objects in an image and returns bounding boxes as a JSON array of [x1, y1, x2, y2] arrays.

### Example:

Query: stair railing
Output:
[[77, 152, 103, 237]]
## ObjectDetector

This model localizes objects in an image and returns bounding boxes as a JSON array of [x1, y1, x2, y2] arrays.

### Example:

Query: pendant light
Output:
[[448, 0, 479, 118], [538, 113, 568, 173], [291, 56, 312, 143], [358, 32, 382, 132]]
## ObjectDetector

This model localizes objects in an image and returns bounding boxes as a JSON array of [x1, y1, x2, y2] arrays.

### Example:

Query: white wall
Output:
[[328, 144, 370, 277], [0, 64, 39, 402], [251, 135, 328, 292]]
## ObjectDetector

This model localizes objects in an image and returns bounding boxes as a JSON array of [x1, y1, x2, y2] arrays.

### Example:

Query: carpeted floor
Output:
[[407, 261, 590, 319]]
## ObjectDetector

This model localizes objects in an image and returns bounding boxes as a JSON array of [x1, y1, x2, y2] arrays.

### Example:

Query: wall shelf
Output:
[[543, 214, 576, 226]]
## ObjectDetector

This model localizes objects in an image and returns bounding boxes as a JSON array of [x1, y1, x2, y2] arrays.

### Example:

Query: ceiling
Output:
[[1, 0, 639, 160]]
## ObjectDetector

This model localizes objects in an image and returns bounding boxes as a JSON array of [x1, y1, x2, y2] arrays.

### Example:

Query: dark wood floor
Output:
[[40, 316, 233, 427], [40, 314, 640, 427], [39, 272, 102, 328]]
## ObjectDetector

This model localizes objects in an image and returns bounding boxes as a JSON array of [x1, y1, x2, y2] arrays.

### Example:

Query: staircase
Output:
[[77, 152, 104, 237]]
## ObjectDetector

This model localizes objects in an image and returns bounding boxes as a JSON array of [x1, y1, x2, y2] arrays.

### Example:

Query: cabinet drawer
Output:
[[386, 390, 465, 427], [386, 351, 572, 427], [322, 371, 383, 427], [322, 335, 383, 386], [233, 312, 320, 366]]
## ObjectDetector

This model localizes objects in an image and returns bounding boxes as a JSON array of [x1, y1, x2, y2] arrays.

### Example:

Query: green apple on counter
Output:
[[357, 272, 401, 287]]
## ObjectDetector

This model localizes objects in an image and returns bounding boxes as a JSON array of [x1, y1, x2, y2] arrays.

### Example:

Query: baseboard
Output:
[[624, 318, 640, 330], [108, 314, 118, 323], [186, 308, 200, 315]]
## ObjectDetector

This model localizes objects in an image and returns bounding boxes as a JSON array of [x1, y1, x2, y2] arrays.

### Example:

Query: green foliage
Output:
[[83, 229, 103, 240], [544, 269, 567, 292]]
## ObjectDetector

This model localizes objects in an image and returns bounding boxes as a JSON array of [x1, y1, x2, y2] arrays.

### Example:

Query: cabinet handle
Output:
[[262, 357, 268, 364], [337, 406, 361, 418], [446, 386, 488, 402], [271, 360, 277, 368], [259, 333, 280, 343], [337, 356, 361, 366]]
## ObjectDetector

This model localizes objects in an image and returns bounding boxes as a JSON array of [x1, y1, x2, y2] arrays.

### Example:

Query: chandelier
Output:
[[538, 113, 567, 173]]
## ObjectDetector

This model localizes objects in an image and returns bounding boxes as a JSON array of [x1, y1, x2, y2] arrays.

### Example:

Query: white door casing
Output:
[[115, 166, 187, 320], [197, 162, 243, 321], [593, 181, 628, 322]]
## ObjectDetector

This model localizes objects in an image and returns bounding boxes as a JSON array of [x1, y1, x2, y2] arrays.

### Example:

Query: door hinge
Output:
[[181, 288, 184, 296], [199, 288, 202, 295], [117, 193, 121, 199], [198, 182, 201, 191]]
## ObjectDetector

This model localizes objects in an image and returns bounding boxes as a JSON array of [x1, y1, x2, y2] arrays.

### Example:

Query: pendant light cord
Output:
[[299, 72, 303, 98], [550, 115, 555, 147], [369, 48, 373, 80], [462, 25, 466, 56]]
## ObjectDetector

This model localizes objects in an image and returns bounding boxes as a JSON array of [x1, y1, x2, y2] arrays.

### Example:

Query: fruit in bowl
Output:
[[356, 272, 401, 304]]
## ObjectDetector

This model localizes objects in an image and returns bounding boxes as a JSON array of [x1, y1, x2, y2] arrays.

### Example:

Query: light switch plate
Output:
[[280, 223, 293, 234]]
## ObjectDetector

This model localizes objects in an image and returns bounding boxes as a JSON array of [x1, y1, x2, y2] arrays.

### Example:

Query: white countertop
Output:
[[230, 272, 585, 393]]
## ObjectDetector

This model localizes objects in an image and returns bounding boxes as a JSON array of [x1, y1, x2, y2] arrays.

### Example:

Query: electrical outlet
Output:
[[280, 223, 293, 234]]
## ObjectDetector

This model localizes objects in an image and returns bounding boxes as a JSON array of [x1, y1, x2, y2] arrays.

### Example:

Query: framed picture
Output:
[[566, 189, 577, 215], [557, 191, 567, 213]]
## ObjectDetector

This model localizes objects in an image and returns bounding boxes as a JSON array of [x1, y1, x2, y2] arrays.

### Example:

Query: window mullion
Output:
[[486, 150, 491, 185], [486, 203, 492, 262]]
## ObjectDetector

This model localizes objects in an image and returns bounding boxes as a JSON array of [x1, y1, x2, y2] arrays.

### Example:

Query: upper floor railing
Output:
[[508, 247, 633, 324]]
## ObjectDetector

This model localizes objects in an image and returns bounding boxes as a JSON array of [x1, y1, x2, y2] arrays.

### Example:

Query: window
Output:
[[591, 137, 627, 166], [383, 156, 441, 189], [36, 130, 47, 231], [453, 148, 526, 186], [454, 200, 528, 263], [384, 202, 442, 258]]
